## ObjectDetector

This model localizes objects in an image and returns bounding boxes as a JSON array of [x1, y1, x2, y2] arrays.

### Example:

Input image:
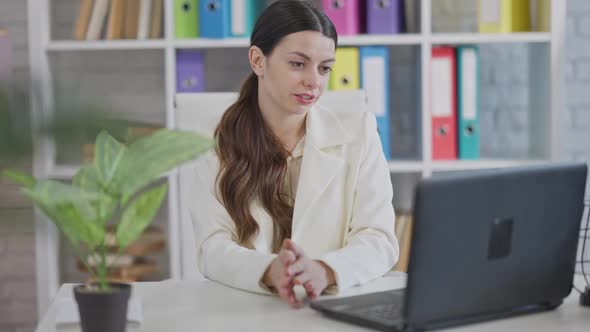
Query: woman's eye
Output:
[[319, 66, 332, 74], [289, 61, 304, 69]]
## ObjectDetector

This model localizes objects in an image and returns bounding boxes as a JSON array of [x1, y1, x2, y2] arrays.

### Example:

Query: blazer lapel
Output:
[[292, 106, 353, 231]]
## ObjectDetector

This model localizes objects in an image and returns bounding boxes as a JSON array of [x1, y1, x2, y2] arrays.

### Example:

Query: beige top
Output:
[[282, 135, 306, 205]]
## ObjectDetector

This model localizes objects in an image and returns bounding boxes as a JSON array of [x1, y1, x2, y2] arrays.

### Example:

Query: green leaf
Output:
[[95, 130, 126, 186], [112, 130, 214, 202], [73, 165, 117, 226], [23, 189, 105, 250], [116, 183, 168, 250], [2, 169, 36, 188], [23, 188, 81, 247], [93, 195, 117, 227], [73, 165, 102, 193], [34, 179, 103, 206]]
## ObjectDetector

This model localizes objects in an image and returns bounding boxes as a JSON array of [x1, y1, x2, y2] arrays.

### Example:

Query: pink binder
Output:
[[322, 0, 360, 36]]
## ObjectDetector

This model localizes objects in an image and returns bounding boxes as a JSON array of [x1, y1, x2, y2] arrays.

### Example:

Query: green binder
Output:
[[175, 0, 199, 39]]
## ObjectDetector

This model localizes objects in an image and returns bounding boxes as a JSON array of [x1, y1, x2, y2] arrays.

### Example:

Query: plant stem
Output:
[[71, 244, 99, 283], [97, 244, 109, 291]]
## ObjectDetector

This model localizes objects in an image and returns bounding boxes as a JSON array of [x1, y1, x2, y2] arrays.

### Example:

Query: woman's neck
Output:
[[259, 104, 306, 153]]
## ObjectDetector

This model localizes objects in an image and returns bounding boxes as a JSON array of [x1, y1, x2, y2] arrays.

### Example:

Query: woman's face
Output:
[[255, 31, 336, 117]]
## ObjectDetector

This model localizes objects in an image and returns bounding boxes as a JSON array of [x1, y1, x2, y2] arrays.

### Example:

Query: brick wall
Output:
[[0, 0, 36, 331]]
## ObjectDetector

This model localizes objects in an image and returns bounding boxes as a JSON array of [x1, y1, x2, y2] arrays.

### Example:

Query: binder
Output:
[[478, 0, 531, 33], [74, 0, 94, 40], [456, 46, 480, 160], [322, 0, 360, 36], [176, 50, 205, 93], [124, 0, 141, 39], [430, 47, 457, 160], [86, 0, 110, 40], [199, 0, 231, 39], [174, 0, 199, 39], [360, 47, 391, 160], [536, 0, 550, 32], [366, 0, 403, 35], [137, 0, 152, 40], [403, 0, 421, 33], [230, 0, 266, 38], [329, 48, 360, 91], [106, 0, 125, 40]]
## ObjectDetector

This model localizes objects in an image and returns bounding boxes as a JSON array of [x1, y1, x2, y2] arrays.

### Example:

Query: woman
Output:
[[190, 0, 399, 308]]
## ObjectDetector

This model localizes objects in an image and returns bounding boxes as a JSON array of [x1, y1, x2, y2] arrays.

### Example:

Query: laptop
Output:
[[310, 162, 588, 331]]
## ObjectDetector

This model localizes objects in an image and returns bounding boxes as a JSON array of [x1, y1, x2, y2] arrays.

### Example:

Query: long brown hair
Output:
[[214, 0, 337, 252]]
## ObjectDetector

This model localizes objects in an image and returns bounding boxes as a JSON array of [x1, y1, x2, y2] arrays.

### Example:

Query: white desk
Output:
[[36, 273, 590, 332]]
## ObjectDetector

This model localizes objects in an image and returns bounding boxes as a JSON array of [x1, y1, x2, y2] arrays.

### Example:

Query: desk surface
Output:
[[36, 273, 590, 332]]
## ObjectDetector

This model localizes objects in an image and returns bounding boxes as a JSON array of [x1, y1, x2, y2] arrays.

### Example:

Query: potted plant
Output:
[[3, 129, 214, 332]]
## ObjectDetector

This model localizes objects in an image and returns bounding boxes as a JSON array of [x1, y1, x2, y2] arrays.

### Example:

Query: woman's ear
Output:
[[249, 46, 265, 78]]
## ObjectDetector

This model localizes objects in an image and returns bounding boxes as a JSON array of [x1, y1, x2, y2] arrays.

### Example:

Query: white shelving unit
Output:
[[27, 0, 566, 317]]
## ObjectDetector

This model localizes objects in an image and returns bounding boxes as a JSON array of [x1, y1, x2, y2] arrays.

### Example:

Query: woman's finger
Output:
[[278, 248, 296, 266], [286, 257, 306, 277], [293, 271, 313, 286], [284, 239, 305, 258], [304, 281, 318, 300]]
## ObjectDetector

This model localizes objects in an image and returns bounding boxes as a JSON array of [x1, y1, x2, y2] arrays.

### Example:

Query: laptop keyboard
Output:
[[349, 302, 404, 322]]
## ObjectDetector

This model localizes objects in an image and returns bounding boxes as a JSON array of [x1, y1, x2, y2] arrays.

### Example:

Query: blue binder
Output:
[[230, 0, 266, 38], [199, 0, 231, 38], [456, 46, 480, 159], [360, 46, 391, 160]]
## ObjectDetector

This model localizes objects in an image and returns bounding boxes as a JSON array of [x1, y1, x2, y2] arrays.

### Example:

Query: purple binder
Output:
[[0, 30, 13, 81], [176, 50, 205, 93], [366, 0, 403, 34]]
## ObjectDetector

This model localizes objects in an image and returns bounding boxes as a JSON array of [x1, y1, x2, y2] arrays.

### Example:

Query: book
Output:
[[124, 0, 141, 39], [85, 0, 110, 40], [137, 0, 152, 39], [149, 0, 163, 38], [74, 0, 95, 40], [106, 0, 125, 39]]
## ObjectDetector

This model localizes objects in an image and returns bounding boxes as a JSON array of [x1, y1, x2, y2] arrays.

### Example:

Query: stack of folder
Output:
[[328, 46, 391, 160], [430, 46, 480, 161], [74, 0, 164, 40], [322, 0, 420, 36], [174, 0, 266, 39]]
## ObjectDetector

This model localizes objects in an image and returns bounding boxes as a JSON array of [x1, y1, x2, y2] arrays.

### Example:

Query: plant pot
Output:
[[73, 282, 131, 332]]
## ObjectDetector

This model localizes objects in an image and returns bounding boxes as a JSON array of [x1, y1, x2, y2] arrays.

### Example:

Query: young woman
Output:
[[190, 0, 399, 308]]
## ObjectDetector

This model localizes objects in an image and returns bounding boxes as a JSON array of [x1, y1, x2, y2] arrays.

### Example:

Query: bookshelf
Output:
[[27, 0, 567, 317]]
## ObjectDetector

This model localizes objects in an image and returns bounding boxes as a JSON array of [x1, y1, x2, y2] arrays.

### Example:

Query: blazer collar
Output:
[[291, 105, 352, 233], [305, 104, 353, 149]]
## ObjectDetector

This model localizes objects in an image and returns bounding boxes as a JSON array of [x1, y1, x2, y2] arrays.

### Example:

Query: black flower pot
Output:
[[73, 282, 131, 332]]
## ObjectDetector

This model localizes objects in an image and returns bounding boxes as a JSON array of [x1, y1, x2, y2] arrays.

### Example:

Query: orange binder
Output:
[[430, 47, 457, 160]]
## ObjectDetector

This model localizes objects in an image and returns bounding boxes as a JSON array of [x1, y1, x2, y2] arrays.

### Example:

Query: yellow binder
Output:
[[536, 0, 551, 32], [329, 47, 360, 91], [478, 0, 531, 33]]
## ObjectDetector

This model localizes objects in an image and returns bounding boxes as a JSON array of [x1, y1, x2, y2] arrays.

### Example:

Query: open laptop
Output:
[[310, 162, 588, 331]]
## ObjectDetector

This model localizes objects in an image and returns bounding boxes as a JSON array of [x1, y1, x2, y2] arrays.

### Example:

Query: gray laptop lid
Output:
[[405, 162, 587, 329]]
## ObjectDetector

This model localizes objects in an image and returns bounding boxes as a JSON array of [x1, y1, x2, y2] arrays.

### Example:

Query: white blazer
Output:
[[189, 104, 399, 294]]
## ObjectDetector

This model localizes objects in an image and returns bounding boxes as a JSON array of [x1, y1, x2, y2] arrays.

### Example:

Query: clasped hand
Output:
[[263, 239, 336, 308]]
